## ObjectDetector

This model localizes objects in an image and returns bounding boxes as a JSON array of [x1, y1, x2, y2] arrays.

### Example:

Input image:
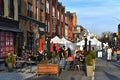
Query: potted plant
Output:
[[90, 51, 96, 59], [90, 50, 96, 62], [85, 53, 93, 77], [39, 60, 48, 64], [5, 51, 14, 72]]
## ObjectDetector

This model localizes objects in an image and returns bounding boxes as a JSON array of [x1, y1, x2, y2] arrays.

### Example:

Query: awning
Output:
[[0, 26, 22, 32]]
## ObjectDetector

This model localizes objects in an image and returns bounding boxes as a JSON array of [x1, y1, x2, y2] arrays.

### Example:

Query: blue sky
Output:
[[59, 0, 120, 36]]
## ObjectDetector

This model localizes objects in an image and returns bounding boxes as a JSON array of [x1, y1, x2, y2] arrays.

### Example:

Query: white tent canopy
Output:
[[50, 36, 77, 51], [50, 36, 64, 44], [61, 37, 72, 44], [61, 37, 76, 51], [76, 36, 102, 50]]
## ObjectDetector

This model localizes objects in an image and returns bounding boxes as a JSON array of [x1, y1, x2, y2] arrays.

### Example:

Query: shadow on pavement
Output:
[[104, 71, 120, 80], [25, 75, 60, 80], [112, 62, 120, 68]]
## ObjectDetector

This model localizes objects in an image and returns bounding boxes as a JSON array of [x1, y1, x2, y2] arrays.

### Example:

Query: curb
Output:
[[92, 60, 96, 80]]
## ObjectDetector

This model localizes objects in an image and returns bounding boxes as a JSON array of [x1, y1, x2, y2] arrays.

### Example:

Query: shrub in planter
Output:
[[89, 51, 96, 59], [85, 54, 93, 66], [85, 53, 93, 77], [39, 60, 48, 64], [5, 51, 14, 72]]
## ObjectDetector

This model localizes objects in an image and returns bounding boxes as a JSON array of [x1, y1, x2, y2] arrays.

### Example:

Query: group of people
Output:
[[14, 49, 34, 69], [50, 45, 85, 71], [50, 45, 70, 70], [106, 46, 120, 62]]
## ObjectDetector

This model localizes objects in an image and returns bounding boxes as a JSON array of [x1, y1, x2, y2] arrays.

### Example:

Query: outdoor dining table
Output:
[[16, 60, 35, 73], [16, 60, 25, 72], [26, 60, 35, 73]]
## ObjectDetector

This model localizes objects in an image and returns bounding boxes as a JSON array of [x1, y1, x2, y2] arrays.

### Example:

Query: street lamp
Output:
[[89, 40, 91, 52], [84, 33, 87, 56], [46, 37, 50, 59]]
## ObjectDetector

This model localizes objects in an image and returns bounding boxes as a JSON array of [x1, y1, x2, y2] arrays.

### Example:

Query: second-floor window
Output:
[[61, 14, 63, 22], [18, 0, 21, 13], [57, 11, 59, 19], [45, 20, 50, 33], [40, 1, 44, 10], [35, 0, 38, 19], [52, 6, 55, 16], [27, 2, 32, 17], [45, 20, 48, 32], [0, 0, 4, 15], [40, 10, 42, 22], [48, 21, 50, 33], [8, 0, 14, 18], [46, 0, 49, 14]]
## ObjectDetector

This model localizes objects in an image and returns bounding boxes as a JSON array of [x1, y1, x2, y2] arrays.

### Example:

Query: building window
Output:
[[18, 0, 21, 13], [28, 0, 32, 3], [57, 11, 59, 19], [35, 0, 38, 6], [35, 7, 37, 19], [45, 20, 48, 32], [46, 0, 49, 13], [61, 14, 63, 22], [35, 0, 38, 19], [52, 6, 55, 17], [27, 2, 32, 17], [8, 0, 14, 18], [45, 20, 50, 33], [48, 21, 50, 33], [40, 10, 42, 22], [0, 0, 4, 15], [40, 1, 44, 10], [0, 31, 14, 58], [27, 31, 34, 50]]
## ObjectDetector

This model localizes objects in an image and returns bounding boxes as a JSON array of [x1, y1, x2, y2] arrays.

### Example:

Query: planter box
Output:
[[86, 65, 93, 77], [7, 63, 13, 72], [37, 64, 59, 77]]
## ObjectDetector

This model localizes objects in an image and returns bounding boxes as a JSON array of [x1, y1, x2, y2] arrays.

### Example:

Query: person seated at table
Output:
[[67, 54, 74, 70], [28, 50, 33, 61], [21, 49, 29, 68]]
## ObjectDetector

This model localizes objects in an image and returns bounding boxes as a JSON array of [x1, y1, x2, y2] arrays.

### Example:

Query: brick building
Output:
[[0, 0, 20, 58], [65, 11, 73, 41], [18, 0, 46, 54], [45, 0, 65, 38]]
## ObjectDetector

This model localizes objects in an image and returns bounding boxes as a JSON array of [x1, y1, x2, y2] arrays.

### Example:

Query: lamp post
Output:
[[46, 37, 50, 60], [89, 40, 91, 52], [84, 36, 87, 56]]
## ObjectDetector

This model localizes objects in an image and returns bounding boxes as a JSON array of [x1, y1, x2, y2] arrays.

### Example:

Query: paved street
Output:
[[94, 54, 120, 80], [25, 70, 91, 80]]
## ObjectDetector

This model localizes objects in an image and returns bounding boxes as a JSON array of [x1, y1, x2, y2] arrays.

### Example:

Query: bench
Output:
[[36, 64, 59, 77]]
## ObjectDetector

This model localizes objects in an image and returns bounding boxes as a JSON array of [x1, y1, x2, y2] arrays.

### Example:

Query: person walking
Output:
[[107, 46, 112, 62], [59, 46, 66, 71], [116, 47, 120, 62]]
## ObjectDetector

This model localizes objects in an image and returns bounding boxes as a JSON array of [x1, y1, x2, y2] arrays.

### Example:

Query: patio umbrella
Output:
[[56, 43, 60, 51], [38, 39, 43, 51], [50, 41, 54, 52]]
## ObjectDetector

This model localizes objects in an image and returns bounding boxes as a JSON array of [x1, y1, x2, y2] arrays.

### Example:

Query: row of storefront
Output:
[[0, 15, 47, 58]]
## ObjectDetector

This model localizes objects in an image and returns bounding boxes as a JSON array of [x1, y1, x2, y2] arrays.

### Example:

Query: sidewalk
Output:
[[0, 63, 92, 80], [25, 70, 92, 80], [94, 56, 120, 80], [0, 65, 37, 80]]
